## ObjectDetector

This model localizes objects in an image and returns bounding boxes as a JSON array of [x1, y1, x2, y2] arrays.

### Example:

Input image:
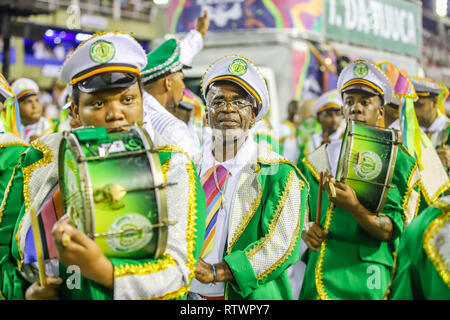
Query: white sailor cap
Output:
[[337, 60, 394, 105], [60, 31, 147, 93], [410, 77, 444, 97], [11, 78, 39, 101], [201, 55, 270, 122], [313, 89, 342, 117], [0, 73, 14, 103]]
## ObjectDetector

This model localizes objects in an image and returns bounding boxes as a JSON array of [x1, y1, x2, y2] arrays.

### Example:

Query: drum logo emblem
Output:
[[107, 214, 152, 252], [353, 151, 382, 180], [228, 58, 248, 76], [89, 40, 116, 64], [353, 62, 369, 78]]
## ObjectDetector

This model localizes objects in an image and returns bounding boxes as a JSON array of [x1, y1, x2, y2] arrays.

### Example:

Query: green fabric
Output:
[[141, 38, 181, 84], [389, 204, 450, 300], [0, 142, 28, 300], [4, 142, 206, 300], [253, 133, 281, 155], [223, 162, 308, 300], [299, 147, 417, 300]]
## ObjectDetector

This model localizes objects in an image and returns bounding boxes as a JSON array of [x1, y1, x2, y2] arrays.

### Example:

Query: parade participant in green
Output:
[[378, 63, 449, 217], [410, 77, 450, 169], [188, 55, 308, 300], [0, 73, 29, 300], [11, 78, 57, 143], [299, 60, 417, 300], [388, 196, 450, 300], [4, 31, 205, 300]]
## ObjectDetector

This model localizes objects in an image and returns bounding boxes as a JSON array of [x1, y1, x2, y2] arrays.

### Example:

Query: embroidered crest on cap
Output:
[[89, 40, 116, 64], [353, 62, 369, 78], [228, 58, 248, 76]]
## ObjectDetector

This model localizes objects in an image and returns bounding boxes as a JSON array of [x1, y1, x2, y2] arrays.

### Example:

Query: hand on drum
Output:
[[25, 277, 63, 300], [322, 172, 361, 212], [52, 215, 114, 289], [302, 223, 328, 252]]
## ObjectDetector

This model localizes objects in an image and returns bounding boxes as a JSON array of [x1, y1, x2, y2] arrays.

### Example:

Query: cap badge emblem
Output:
[[89, 40, 116, 64], [353, 62, 369, 78], [228, 58, 248, 76]]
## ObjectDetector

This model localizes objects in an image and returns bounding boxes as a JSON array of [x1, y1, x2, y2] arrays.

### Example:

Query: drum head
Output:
[[59, 126, 168, 259], [336, 120, 398, 213]]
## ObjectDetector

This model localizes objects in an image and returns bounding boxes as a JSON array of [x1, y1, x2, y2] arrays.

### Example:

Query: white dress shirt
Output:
[[310, 126, 344, 150], [190, 134, 257, 297], [142, 92, 201, 158]]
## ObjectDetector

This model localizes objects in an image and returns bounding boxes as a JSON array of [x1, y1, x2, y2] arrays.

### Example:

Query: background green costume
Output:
[[4, 133, 206, 300], [0, 133, 29, 300], [388, 196, 450, 300], [219, 153, 308, 300], [298, 145, 417, 300]]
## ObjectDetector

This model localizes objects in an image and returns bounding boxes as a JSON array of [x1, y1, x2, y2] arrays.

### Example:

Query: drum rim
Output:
[[131, 125, 169, 259], [58, 131, 95, 236]]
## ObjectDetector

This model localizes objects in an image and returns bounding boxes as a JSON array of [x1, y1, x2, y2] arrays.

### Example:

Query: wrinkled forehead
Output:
[[206, 81, 251, 101]]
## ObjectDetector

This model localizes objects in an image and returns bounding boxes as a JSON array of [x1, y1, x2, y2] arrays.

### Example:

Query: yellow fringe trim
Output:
[[314, 203, 334, 300], [245, 171, 301, 281], [0, 162, 20, 225], [115, 155, 199, 300], [423, 202, 450, 287], [227, 164, 262, 254], [15, 139, 53, 270]]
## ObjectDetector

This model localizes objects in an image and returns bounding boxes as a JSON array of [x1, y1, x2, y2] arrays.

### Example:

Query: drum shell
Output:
[[58, 126, 168, 259]]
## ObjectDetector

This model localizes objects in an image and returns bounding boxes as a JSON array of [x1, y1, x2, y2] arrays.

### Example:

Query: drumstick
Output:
[[30, 207, 47, 287], [316, 172, 325, 225]]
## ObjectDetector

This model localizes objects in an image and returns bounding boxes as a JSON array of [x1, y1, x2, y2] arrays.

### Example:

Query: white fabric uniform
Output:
[[189, 135, 256, 297], [310, 126, 344, 151], [21, 116, 54, 143], [143, 91, 201, 158], [277, 122, 298, 163], [178, 30, 204, 66], [421, 115, 449, 148]]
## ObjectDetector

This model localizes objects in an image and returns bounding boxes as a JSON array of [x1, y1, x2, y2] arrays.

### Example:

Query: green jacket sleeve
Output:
[[224, 166, 307, 298]]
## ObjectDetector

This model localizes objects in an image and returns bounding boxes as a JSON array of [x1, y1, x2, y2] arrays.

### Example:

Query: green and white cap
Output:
[[60, 31, 147, 93], [337, 59, 394, 105], [201, 54, 270, 122]]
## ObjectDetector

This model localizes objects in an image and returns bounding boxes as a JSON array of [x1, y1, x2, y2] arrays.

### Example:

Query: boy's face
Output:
[[342, 90, 384, 126], [72, 82, 143, 130], [19, 95, 43, 126], [317, 108, 343, 135]]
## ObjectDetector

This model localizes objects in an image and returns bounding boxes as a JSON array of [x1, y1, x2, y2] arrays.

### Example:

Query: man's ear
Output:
[[163, 76, 172, 92], [378, 104, 385, 120], [70, 102, 80, 122]]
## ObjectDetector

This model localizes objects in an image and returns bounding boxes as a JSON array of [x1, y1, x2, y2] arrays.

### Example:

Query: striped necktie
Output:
[[200, 164, 227, 258]]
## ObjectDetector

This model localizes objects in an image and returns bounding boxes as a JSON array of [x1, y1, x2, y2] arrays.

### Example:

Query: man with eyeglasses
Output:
[[188, 55, 308, 300]]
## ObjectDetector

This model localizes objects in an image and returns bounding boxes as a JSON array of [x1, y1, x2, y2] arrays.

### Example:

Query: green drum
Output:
[[58, 125, 170, 259], [336, 120, 401, 213]]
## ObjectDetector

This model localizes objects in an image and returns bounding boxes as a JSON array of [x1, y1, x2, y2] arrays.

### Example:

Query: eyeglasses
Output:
[[209, 99, 253, 110]]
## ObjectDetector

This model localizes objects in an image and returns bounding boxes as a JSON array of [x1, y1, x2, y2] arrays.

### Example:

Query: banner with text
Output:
[[325, 0, 421, 57]]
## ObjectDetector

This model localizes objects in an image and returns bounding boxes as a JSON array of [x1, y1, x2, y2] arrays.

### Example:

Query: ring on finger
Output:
[[62, 232, 71, 247]]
